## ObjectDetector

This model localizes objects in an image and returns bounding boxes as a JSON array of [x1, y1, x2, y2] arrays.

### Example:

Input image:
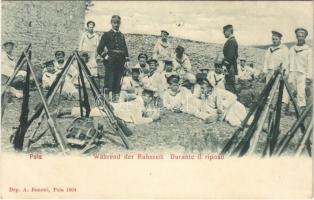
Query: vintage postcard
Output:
[[0, 0, 313, 199]]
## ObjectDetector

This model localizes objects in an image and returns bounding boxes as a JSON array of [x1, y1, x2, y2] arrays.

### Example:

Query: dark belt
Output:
[[108, 50, 125, 54]]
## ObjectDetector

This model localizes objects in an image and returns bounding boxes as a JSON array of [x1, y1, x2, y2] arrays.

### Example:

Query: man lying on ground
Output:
[[198, 78, 247, 127], [56, 87, 160, 125]]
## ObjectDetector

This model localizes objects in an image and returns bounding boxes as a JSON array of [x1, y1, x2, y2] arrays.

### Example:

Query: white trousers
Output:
[[282, 71, 306, 107]]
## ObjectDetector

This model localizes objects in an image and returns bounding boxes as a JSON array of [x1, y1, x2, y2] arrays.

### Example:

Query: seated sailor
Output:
[[198, 78, 247, 127], [173, 45, 192, 77], [134, 53, 150, 77], [120, 65, 144, 102], [53, 50, 66, 73], [1, 41, 26, 98], [237, 57, 254, 81], [207, 60, 225, 89], [162, 73, 195, 113], [142, 58, 165, 96], [181, 73, 198, 96], [42, 60, 58, 89], [193, 72, 208, 98]]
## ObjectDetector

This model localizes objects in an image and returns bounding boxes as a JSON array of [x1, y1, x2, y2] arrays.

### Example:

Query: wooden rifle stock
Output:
[[74, 52, 131, 149], [23, 51, 69, 154], [220, 71, 279, 155]]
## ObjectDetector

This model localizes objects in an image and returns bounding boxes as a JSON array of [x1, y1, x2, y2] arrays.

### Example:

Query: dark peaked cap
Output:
[[43, 60, 54, 67], [223, 24, 233, 31], [161, 30, 169, 35], [87, 21, 95, 26], [142, 88, 155, 96], [147, 58, 158, 64], [167, 74, 180, 84], [138, 53, 148, 60], [111, 15, 121, 22], [272, 31, 283, 38], [295, 28, 308, 37], [55, 50, 65, 57], [3, 41, 15, 47]]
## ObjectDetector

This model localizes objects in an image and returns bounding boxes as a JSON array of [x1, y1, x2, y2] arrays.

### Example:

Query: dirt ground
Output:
[[1, 83, 310, 156]]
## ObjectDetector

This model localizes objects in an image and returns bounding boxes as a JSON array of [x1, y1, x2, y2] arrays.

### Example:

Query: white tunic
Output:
[[263, 44, 289, 72], [79, 32, 99, 52], [142, 72, 165, 95], [121, 76, 143, 95], [163, 87, 194, 112], [153, 39, 174, 61], [173, 54, 192, 76], [210, 88, 247, 126], [207, 71, 225, 89], [70, 97, 159, 124], [289, 44, 312, 79], [237, 65, 254, 80], [1, 51, 16, 77]]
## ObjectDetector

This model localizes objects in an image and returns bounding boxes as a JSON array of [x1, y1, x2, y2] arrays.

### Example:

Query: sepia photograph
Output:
[[0, 0, 313, 199]]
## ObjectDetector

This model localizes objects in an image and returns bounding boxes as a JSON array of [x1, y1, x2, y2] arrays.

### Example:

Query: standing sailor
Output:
[[262, 31, 289, 82], [79, 20, 99, 74], [283, 28, 312, 110], [153, 30, 174, 72], [97, 15, 130, 102], [222, 24, 238, 94]]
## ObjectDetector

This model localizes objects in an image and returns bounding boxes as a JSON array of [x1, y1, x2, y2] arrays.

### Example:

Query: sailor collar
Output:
[[159, 39, 170, 48], [6, 53, 15, 61], [86, 32, 96, 39], [269, 44, 283, 53], [293, 44, 310, 54], [176, 54, 187, 64]]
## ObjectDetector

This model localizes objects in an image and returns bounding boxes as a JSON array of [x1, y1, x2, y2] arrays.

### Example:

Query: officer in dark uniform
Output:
[[222, 24, 238, 95], [97, 15, 129, 102]]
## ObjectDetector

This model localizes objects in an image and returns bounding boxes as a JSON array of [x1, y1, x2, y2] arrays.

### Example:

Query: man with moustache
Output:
[[222, 24, 238, 94], [97, 15, 129, 102], [283, 28, 312, 111]]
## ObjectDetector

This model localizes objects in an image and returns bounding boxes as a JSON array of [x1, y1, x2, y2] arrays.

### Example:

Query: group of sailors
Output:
[[1, 14, 312, 127]]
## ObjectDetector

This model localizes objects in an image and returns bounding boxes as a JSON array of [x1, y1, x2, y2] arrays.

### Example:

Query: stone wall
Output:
[[2, 1, 86, 64]]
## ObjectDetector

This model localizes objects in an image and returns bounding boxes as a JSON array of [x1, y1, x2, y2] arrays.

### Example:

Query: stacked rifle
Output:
[[2, 46, 132, 154], [221, 71, 312, 157]]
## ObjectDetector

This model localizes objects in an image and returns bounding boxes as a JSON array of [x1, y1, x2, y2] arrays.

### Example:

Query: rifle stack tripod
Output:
[[1, 45, 132, 154], [221, 70, 312, 157]]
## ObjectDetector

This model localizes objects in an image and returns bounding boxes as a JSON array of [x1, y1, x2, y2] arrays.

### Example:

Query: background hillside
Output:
[[123, 33, 266, 70]]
